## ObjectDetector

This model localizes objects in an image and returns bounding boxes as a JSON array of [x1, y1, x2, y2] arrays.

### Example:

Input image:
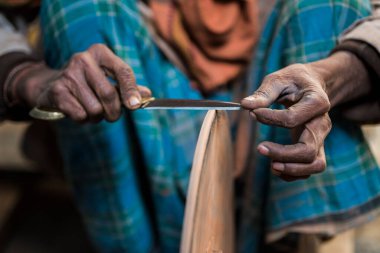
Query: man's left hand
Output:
[[241, 64, 332, 181]]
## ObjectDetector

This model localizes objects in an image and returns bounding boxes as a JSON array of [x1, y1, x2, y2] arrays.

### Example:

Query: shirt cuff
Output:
[[339, 16, 380, 54], [332, 40, 380, 96]]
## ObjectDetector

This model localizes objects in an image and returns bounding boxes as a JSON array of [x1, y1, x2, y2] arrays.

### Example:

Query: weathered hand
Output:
[[241, 64, 332, 181], [17, 44, 151, 122]]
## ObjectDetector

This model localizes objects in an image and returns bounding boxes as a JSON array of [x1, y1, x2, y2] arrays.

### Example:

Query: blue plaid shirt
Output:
[[40, 0, 380, 252]]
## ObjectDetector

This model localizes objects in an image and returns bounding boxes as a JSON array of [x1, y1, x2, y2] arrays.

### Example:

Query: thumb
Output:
[[241, 76, 284, 110]]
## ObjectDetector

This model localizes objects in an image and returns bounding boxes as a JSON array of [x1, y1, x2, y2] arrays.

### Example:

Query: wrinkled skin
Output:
[[241, 51, 374, 181], [241, 64, 332, 181], [12, 44, 151, 122]]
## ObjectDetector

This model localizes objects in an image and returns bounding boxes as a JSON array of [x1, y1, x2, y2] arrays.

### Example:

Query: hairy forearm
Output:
[[307, 51, 373, 108]]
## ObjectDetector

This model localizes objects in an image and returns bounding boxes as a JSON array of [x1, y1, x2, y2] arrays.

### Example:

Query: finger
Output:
[[278, 174, 310, 182], [252, 91, 330, 128], [62, 65, 105, 122], [88, 44, 142, 109], [37, 85, 87, 122], [69, 84, 104, 122], [257, 114, 331, 163], [271, 167, 310, 181], [271, 147, 326, 177], [137, 85, 152, 98], [241, 74, 285, 110], [258, 141, 316, 163], [81, 55, 121, 122]]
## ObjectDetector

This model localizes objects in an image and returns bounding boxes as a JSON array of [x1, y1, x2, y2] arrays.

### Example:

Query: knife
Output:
[[29, 97, 242, 121]]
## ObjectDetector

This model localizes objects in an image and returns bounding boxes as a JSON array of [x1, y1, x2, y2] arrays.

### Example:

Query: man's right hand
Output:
[[13, 44, 151, 122]]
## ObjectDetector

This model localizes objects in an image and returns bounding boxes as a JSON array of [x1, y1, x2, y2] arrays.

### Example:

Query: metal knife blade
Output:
[[141, 98, 241, 110], [29, 97, 241, 120]]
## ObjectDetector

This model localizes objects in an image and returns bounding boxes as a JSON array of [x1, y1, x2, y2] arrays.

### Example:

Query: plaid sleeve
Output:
[[339, 16, 380, 52], [282, 0, 371, 64]]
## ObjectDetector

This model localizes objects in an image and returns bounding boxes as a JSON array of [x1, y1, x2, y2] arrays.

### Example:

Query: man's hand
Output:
[[14, 44, 151, 122], [241, 64, 332, 181], [241, 51, 376, 181]]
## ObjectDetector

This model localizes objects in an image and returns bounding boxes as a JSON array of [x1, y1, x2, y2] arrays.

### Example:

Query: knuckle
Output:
[[55, 99, 87, 122], [284, 113, 298, 128], [71, 52, 90, 67], [89, 43, 107, 52], [72, 52, 84, 62], [262, 74, 274, 84], [292, 63, 310, 74], [61, 69, 81, 89], [106, 112, 121, 123], [284, 63, 307, 76], [325, 115, 332, 131], [254, 89, 271, 99], [117, 66, 135, 82], [314, 159, 326, 173], [288, 168, 303, 177], [55, 100, 66, 111], [285, 165, 306, 177], [322, 97, 331, 112], [284, 165, 297, 176], [100, 87, 117, 103], [51, 83, 67, 97], [262, 73, 282, 87], [71, 53, 81, 62], [88, 103, 103, 116], [291, 63, 305, 69], [72, 112, 87, 122], [61, 69, 74, 81], [304, 146, 318, 162], [313, 93, 331, 113]]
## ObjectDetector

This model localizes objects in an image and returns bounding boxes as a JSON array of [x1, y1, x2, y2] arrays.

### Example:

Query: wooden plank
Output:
[[181, 110, 235, 253], [0, 122, 34, 171]]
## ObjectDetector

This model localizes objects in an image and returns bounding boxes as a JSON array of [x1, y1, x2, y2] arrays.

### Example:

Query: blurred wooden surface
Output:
[[181, 110, 234, 253], [354, 126, 380, 253], [363, 125, 380, 165], [0, 122, 34, 171]]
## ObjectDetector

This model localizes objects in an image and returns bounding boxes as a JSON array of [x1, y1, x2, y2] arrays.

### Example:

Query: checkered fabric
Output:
[[40, 0, 380, 252]]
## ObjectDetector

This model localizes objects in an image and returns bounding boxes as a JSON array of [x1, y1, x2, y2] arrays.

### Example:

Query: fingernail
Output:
[[250, 111, 257, 120], [129, 96, 140, 107], [271, 168, 282, 176], [243, 96, 255, 101], [257, 145, 270, 156], [272, 163, 285, 172]]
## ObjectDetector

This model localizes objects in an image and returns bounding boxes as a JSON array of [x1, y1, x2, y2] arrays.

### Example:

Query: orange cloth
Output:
[[150, 0, 259, 92]]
